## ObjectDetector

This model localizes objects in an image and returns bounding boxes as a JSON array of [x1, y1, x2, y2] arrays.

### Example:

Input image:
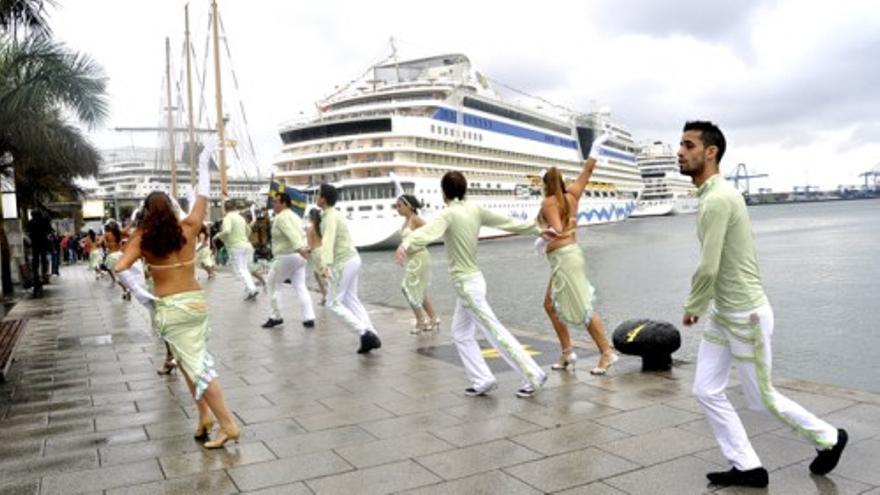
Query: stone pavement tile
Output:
[[378, 391, 471, 416], [263, 424, 376, 458], [334, 432, 455, 468], [133, 396, 187, 413], [143, 418, 199, 440], [91, 389, 171, 407], [38, 459, 164, 495], [6, 398, 92, 417], [0, 479, 39, 495], [603, 455, 719, 495], [226, 451, 352, 491], [89, 371, 157, 386], [99, 434, 205, 467], [1, 418, 95, 441], [861, 488, 880, 494], [665, 396, 704, 414], [96, 408, 188, 432], [292, 403, 394, 432], [554, 481, 627, 495], [399, 470, 542, 495], [694, 432, 816, 471], [598, 427, 718, 466], [594, 404, 702, 436], [44, 426, 148, 456], [359, 411, 463, 440], [159, 441, 277, 479], [430, 415, 544, 447], [414, 439, 543, 480], [0, 413, 49, 430], [0, 439, 43, 462], [440, 395, 550, 423], [512, 400, 622, 428], [105, 470, 238, 495], [48, 402, 138, 424], [537, 384, 656, 412], [239, 482, 311, 495], [236, 401, 331, 425], [822, 403, 880, 441], [714, 461, 871, 494], [503, 447, 639, 493], [827, 438, 880, 485], [236, 418, 306, 442], [510, 420, 630, 456], [305, 459, 441, 495], [0, 450, 98, 484]]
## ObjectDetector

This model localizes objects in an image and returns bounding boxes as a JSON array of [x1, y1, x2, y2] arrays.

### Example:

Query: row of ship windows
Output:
[[429, 124, 483, 142]]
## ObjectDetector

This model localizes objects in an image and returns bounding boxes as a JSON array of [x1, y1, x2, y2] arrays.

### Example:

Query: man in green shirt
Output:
[[262, 193, 315, 329], [214, 200, 258, 300], [680, 121, 846, 488], [397, 171, 547, 398], [318, 184, 381, 354]]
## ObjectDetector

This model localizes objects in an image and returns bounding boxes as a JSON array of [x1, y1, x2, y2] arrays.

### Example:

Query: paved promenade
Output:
[[1, 265, 878, 494]]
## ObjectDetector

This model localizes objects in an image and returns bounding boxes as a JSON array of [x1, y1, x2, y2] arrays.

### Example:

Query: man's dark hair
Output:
[[319, 184, 338, 206], [277, 193, 291, 207], [441, 171, 467, 200], [224, 199, 238, 211], [683, 121, 726, 163]]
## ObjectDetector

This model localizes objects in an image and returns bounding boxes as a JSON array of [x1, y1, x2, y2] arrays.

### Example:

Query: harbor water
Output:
[[358, 199, 880, 394]]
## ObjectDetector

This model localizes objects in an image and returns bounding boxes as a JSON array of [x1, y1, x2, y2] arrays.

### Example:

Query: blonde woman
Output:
[[395, 194, 439, 334], [537, 133, 618, 375]]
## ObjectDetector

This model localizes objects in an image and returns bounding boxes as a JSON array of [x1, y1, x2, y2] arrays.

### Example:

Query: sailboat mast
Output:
[[165, 37, 177, 199], [211, 0, 227, 206], [185, 4, 196, 188]]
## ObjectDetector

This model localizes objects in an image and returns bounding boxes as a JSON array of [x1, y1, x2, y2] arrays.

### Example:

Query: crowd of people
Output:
[[52, 122, 847, 487]]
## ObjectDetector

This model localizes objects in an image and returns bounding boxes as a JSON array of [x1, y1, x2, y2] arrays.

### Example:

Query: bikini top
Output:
[[144, 256, 196, 270]]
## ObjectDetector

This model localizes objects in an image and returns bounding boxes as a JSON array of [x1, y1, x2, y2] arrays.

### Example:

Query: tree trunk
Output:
[[0, 223, 12, 297]]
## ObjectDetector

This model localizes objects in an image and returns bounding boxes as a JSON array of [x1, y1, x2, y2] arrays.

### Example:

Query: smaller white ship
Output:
[[631, 141, 697, 217]]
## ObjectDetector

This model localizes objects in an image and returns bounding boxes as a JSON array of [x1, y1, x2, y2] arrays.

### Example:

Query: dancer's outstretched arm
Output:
[[568, 133, 610, 200]]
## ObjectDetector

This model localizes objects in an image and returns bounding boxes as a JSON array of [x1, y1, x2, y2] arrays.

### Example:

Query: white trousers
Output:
[[693, 302, 838, 470], [452, 274, 546, 390], [267, 253, 315, 322], [326, 255, 375, 336], [230, 246, 256, 293]]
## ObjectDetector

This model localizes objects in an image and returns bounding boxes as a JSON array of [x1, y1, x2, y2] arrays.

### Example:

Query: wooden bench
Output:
[[0, 319, 27, 382]]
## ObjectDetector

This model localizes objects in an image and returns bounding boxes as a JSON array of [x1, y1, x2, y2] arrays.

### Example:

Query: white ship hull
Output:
[[631, 196, 698, 217]]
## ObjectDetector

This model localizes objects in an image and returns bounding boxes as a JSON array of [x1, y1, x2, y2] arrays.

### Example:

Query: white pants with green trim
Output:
[[230, 246, 256, 293], [267, 253, 315, 322], [327, 254, 375, 336], [452, 274, 546, 391], [693, 302, 838, 471]]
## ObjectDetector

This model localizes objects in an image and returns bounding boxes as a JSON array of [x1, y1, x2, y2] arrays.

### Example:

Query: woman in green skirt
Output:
[[395, 194, 439, 334], [537, 134, 618, 375]]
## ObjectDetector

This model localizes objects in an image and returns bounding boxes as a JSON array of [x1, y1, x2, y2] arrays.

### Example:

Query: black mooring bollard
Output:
[[612, 319, 682, 371]]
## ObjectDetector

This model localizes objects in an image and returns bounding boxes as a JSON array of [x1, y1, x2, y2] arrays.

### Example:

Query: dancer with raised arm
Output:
[[537, 133, 619, 375], [679, 121, 846, 488], [395, 194, 439, 334], [196, 224, 216, 280], [396, 171, 549, 398], [261, 193, 315, 329], [318, 184, 382, 353], [115, 137, 240, 449]]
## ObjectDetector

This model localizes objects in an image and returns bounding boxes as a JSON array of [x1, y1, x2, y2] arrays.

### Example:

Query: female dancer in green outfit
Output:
[[103, 221, 130, 300], [306, 208, 327, 305], [395, 194, 439, 334], [196, 224, 216, 280], [538, 134, 619, 375], [115, 137, 239, 448]]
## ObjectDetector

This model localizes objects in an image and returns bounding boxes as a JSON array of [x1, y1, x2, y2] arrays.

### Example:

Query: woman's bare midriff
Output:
[[546, 235, 577, 254], [544, 193, 579, 254]]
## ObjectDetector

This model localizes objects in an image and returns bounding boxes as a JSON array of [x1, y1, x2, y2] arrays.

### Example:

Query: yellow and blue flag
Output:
[[267, 181, 307, 217]]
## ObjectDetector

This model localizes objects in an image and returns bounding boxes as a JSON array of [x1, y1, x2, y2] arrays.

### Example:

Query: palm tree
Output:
[[0, 0, 55, 41], [0, 33, 107, 295]]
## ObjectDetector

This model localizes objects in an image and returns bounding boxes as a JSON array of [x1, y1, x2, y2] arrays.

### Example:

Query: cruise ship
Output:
[[88, 145, 265, 205], [272, 53, 643, 248], [631, 141, 697, 217]]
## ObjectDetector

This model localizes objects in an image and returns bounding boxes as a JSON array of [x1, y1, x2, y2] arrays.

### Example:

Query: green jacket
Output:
[[271, 208, 306, 256], [320, 206, 356, 267], [401, 198, 539, 283], [685, 174, 767, 315]]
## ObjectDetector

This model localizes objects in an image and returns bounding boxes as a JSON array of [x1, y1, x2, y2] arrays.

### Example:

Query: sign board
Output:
[[82, 199, 105, 219]]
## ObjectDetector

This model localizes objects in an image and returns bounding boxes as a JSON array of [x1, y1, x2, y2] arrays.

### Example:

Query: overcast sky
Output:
[[49, 0, 880, 192]]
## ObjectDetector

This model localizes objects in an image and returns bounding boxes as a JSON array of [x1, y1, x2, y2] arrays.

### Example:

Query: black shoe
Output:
[[262, 318, 283, 328], [706, 467, 769, 488], [302, 320, 315, 328], [464, 382, 497, 397], [810, 428, 848, 475], [244, 291, 258, 301], [356, 331, 381, 354]]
